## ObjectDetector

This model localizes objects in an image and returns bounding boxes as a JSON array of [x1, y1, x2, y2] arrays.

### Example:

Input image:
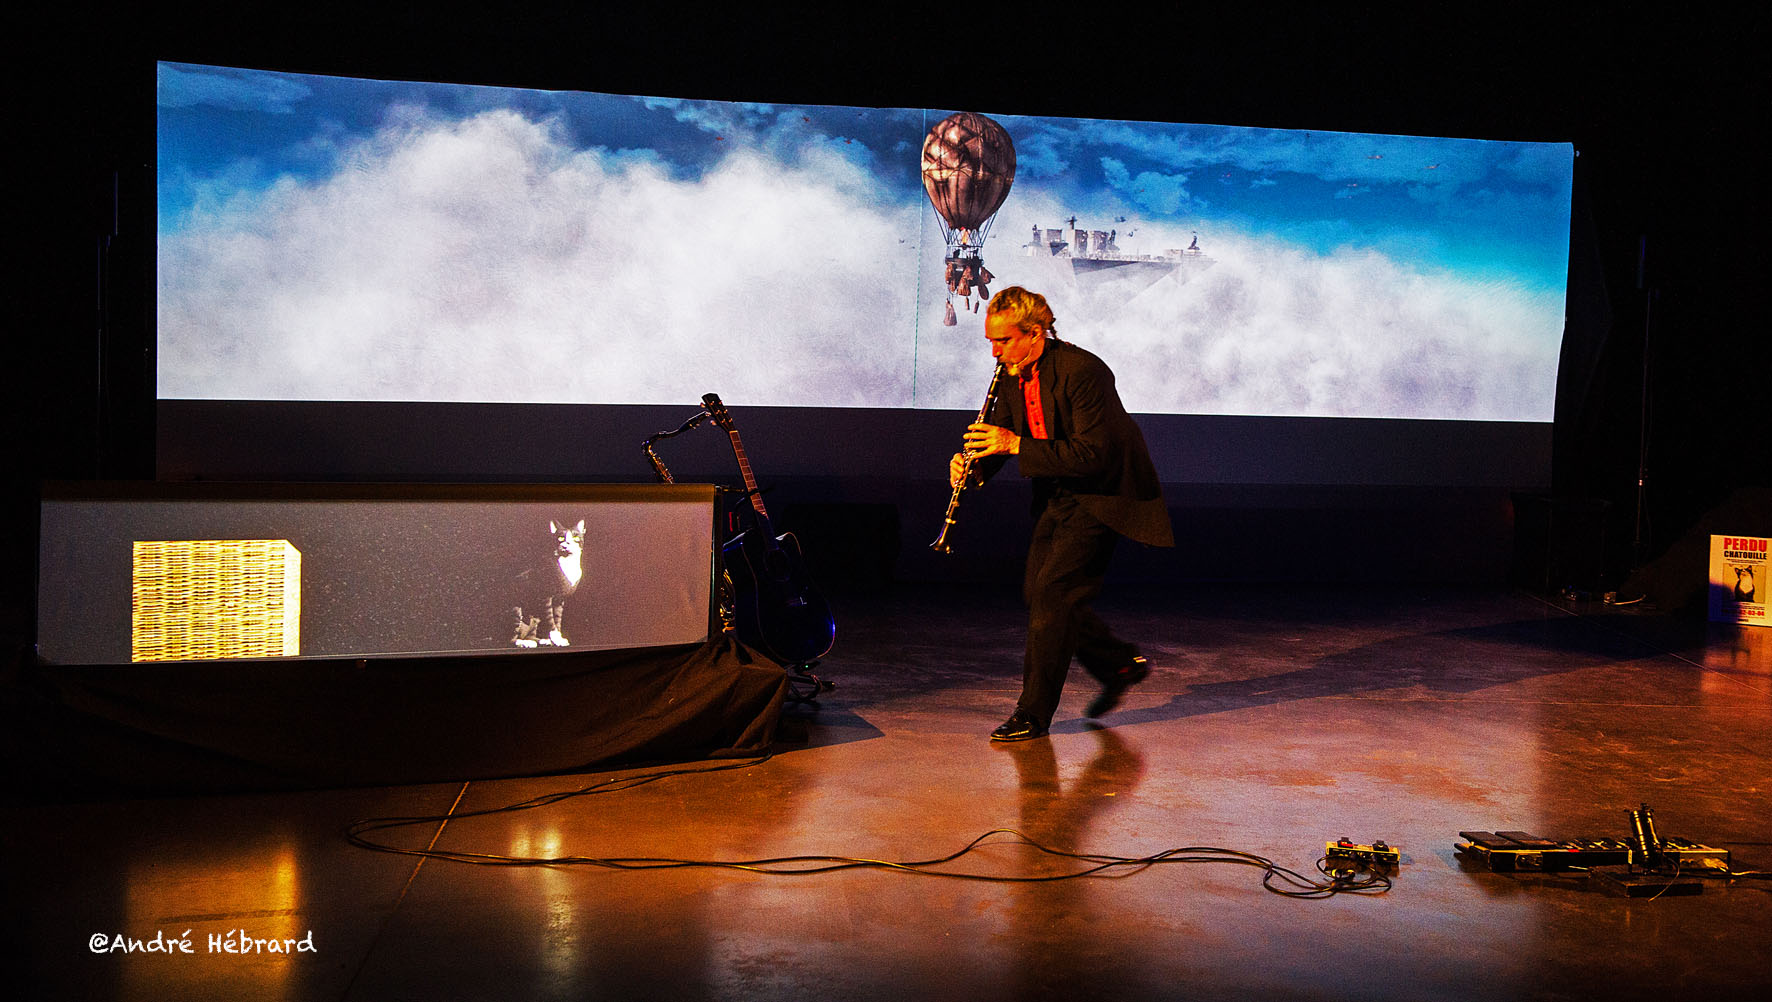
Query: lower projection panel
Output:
[[38, 483, 718, 665]]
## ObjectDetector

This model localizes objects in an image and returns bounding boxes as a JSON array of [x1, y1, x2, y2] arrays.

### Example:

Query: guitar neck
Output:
[[725, 427, 769, 523]]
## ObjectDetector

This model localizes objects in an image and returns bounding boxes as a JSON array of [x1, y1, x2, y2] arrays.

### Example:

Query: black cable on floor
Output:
[[344, 756, 1390, 899]]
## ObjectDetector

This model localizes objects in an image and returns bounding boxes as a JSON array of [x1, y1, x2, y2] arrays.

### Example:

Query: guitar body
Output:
[[702, 392, 837, 666], [723, 528, 836, 665]]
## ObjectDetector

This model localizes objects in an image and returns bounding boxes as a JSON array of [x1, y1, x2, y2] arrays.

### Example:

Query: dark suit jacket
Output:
[[978, 338, 1173, 548]]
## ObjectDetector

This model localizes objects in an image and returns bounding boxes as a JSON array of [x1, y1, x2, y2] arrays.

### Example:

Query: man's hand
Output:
[[963, 423, 1019, 459]]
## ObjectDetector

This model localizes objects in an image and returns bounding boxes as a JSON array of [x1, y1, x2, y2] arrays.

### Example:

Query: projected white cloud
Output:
[[1097, 235, 1559, 420], [160, 108, 919, 407], [157, 65, 1573, 421]]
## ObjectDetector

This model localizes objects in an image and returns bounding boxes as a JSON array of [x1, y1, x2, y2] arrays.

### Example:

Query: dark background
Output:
[[10, 4, 1769, 632]]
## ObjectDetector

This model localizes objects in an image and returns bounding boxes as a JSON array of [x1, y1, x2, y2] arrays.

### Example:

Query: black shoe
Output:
[[990, 712, 1049, 742], [1086, 656, 1150, 718]]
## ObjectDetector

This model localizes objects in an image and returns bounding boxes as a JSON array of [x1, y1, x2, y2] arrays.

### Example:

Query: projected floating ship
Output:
[[1008, 217, 1218, 322], [1024, 217, 1215, 301]]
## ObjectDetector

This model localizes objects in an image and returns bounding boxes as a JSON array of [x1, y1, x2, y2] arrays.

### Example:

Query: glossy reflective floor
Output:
[[9, 584, 1771, 1001]]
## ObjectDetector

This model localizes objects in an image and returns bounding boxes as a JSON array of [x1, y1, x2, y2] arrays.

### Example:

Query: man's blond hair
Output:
[[985, 286, 1056, 336]]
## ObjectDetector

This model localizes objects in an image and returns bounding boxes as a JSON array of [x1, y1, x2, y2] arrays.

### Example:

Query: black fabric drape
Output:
[[5, 637, 786, 799]]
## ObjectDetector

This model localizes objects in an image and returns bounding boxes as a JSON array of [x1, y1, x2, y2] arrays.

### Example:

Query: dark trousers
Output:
[[1018, 493, 1138, 726]]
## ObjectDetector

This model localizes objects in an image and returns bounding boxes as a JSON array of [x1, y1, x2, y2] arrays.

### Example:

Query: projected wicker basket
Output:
[[131, 540, 302, 662]]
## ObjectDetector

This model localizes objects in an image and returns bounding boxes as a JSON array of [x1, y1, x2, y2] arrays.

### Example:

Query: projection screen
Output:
[[155, 61, 1573, 485]]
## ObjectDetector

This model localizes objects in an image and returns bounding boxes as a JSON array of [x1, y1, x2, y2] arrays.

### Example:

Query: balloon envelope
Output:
[[921, 112, 1016, 235]]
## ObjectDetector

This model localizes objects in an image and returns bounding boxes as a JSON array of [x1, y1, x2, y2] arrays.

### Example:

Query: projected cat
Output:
[[1736, 568, 1757, 604], [511, 519, 585, 648]]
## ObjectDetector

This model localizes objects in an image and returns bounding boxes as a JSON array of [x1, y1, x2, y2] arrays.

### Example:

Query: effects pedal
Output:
[[1589, 866, 1705, 898], [1658, 838, 1731, 870], [1460, 829, 1587, 868], [1558, 837, 1633, 867], [1325, 837, 1400, 866]]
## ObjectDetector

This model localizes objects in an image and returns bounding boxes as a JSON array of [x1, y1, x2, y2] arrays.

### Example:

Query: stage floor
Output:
[[8, 583, 1770, 1001]]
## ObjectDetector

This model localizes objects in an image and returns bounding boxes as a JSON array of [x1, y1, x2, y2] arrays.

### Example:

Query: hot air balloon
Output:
[[921, 112, 1015, 325]]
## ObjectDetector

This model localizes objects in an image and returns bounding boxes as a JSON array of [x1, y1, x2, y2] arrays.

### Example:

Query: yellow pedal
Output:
[[1326, 838, 1400, 865]]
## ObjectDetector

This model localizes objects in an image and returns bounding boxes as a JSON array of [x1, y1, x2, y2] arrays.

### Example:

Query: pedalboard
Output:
[[1458, 805, 1740, 897], [1456, 831, 1631, 872], [1326, 837, 1400, 866], [1458, 830, 1730, 874]]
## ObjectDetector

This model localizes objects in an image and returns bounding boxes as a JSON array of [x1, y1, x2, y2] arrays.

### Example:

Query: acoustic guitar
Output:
[[703, 393, 836, 665]]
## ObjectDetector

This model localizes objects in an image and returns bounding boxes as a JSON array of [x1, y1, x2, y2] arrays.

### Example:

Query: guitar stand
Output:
[[784, 659, 835, 705]]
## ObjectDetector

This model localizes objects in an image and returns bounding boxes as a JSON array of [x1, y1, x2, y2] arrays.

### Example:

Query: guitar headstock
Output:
[[701, 391, 769, 521], [702, 393, 735, 431]]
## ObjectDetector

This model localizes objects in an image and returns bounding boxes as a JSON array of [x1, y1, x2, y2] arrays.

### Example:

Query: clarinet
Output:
[[930, 364, 1006, 554]]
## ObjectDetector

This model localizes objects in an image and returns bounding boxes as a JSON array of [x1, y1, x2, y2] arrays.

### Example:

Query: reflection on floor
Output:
[[8, 584, 1771, 1001]]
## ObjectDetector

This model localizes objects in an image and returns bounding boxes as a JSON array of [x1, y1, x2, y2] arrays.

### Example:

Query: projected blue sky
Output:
[[157, 62, 1573, 420]]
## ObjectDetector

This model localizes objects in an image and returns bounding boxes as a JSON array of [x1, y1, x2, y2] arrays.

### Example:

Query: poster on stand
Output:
[[1709, 535, 1769, 627]]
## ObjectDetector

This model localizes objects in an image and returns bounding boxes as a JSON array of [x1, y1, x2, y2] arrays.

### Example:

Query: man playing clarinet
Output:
[[949, 286, 1174, 741]]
